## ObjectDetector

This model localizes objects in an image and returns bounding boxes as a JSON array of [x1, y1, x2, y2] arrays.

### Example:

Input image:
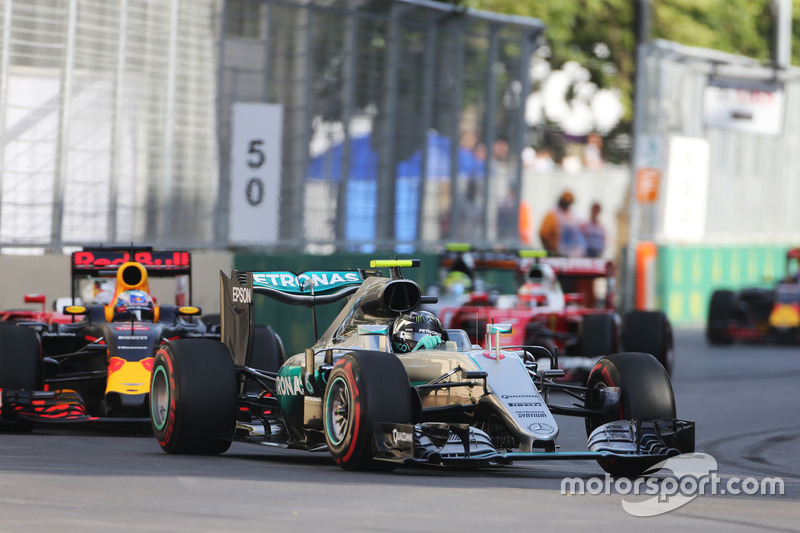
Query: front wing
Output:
[[373, 419, 695, 468], [0, 389, 147, 425]]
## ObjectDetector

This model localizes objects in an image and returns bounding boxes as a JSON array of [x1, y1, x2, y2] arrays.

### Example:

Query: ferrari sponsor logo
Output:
[[277, 374, 304, 396], [231, 286, 252, 304], [252, 271, 362, 294]]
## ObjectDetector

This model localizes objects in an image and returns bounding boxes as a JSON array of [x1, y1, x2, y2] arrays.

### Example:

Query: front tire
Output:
[[0, 326, 42, 390], [324, 351, 414, 471], [150, 340, 237, 455], [585, 352, 676, 477], [706, 290, 735, 345]]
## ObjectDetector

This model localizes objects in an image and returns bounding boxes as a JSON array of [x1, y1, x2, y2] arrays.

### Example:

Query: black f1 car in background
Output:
[[150, 259, 693, 477], [707, 247, 800, 344], [0, 246, 219, 426]]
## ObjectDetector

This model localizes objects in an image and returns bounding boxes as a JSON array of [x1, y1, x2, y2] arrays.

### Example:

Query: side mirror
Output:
[[63, 305, 88, 316], [24, 294, 46, 304]]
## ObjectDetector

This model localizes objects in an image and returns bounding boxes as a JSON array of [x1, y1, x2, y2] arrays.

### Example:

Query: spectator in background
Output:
[[533, 147, 555, 171], [497, 186, 532, 244], [521, 146, 536, 168], [582, 202, 606, 258], [493, 139, 509, 161], [538, 190, 586, 257], [584, 133, 604, 171]]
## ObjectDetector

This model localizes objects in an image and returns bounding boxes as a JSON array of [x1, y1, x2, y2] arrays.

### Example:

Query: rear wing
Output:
[[71, 247, 191, 277], [440, 247, 521, 271], [220, 269, 365, 367], [538, 257, 614, 278]]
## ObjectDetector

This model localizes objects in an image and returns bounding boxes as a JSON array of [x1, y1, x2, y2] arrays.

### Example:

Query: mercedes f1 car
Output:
[[150, 259, 693, 477], [0, 246, 218, 426], [436, 249, 674, 381], [707, 248, 800, 344]]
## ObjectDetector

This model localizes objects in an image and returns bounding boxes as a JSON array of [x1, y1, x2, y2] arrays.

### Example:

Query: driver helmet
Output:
[[391, 310, 447, 353], [519, 264, 557, 306], [443, 270, 473, 296], [113, 290, 155, 321]]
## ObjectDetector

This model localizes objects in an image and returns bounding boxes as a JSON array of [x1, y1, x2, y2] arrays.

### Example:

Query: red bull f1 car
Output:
[[0, 246, 218, 426], [436, 249, 674, 381], [707, 247, 800, 344], [149, 259, 693, 477]]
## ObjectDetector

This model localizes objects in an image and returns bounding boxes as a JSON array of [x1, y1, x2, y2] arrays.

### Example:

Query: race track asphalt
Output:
[[0, 328, 798, 532]]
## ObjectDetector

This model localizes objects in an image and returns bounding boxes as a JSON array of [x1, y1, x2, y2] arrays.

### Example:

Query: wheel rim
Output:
[[325, 376, 351, 446], [151, 365, 170, 430]]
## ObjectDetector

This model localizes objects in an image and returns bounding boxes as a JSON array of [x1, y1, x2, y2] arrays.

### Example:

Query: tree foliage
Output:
[[462, 0, 800, 130]]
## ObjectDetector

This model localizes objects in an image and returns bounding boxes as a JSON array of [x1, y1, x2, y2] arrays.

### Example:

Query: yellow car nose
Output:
[[769, 304, 800, 329], [105, 357, 154, 395]]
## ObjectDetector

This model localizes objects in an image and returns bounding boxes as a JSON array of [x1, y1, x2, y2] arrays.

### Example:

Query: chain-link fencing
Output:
[[0, 0, 219, 251], [218, 0, 545, 252]]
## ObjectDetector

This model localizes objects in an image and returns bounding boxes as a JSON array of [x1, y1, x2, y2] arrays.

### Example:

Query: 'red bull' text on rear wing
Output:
[[70, 246, 192, 306]]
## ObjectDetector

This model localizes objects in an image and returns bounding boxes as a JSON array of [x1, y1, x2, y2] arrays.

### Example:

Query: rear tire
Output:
[[622, 310, 674, 375], [706, 290, 735, 345], [324, 351, 414, 471], [150, 340, 237, 455], [251, 326, 285, 372], [585, 352, 676, 477], [0, 326, 42, 390], [245, 326, 286, 394], [580, 313, 617, 358]]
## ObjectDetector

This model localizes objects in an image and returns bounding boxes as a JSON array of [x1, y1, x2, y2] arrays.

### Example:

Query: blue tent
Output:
[[308, 131, 484, 250]]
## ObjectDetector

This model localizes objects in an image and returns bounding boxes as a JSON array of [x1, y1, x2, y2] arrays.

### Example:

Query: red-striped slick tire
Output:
[[323, 351, 413, 471], [585, 352, 675, 434], [150, 340, 237, 455], [584, 352, 677, 477]]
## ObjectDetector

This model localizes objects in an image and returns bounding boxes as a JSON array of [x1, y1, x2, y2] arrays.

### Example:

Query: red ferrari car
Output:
[[438, 250, 674, 381]]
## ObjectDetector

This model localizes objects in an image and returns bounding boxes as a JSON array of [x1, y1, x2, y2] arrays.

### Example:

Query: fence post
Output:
[[159, 0, 180, 247], [375, 4, 404, 245], [415, 14, 439, 244], [335, 3, 359, 246], [52, 0, 78, 252], [0, 0, 13, 237], [108, 0, 128, 244], [446, 18, 465, 242]]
